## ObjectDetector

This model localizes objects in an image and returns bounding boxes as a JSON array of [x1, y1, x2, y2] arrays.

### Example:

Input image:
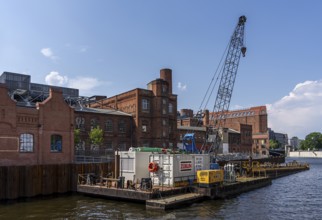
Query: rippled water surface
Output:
[[1, 158, 321, 219]]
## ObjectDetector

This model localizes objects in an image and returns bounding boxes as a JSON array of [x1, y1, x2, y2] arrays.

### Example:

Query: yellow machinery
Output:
[[197, 170, 224, 188]]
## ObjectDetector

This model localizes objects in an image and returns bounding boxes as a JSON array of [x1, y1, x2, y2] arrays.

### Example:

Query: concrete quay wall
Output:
[[288, 151, 322, 158]]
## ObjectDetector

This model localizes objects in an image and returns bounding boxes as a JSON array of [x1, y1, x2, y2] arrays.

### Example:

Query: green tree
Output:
[[269, 139, 280, 149], [89, 126, 104, 149], [300, 132, 322, 150]]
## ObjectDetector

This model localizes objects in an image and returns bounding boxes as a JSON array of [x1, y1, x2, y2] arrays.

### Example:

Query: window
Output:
[[118, 120, 126, 133], [162, 107, 167, 115], [168, 103, 173, 113], [142, 99, 150, 112], [162, 85, 168, 94], [105, 119, 113, 132], [20, 133, 34, 152], [105, 141, 113, 152], [51, 135, 62, 152], [142, 120, 149, 133], [75, 117, 85, 130], [90, 118, 98, 130]]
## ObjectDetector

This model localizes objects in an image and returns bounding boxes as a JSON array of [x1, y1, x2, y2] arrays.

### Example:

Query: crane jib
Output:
[[182, 15, 247, 156]]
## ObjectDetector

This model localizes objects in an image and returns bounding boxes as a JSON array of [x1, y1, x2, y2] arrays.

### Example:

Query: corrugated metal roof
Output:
[[74, 106, 132, 116]]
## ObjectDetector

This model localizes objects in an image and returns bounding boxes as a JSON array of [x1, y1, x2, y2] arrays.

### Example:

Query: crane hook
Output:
[[241, 47, 247, 57]]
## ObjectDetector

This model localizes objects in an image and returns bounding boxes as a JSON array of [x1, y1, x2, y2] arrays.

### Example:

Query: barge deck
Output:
[[77, 163, 309, 210]]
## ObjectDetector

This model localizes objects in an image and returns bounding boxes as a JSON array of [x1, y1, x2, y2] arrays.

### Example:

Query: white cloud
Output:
[[79, 46, 89, 53], [231, 104, 245, 110], [45, 71, 68, 86], [44, 71, 106, 96], [177, 82, 187, 91], [68, 76, 101, 92], [267, 80, 322, 139], [41, 48, 58, 60]]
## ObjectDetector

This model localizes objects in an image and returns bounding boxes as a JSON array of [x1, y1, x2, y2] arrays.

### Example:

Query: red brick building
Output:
[[208, 106, 269, 155], [177, 124, 252, 154], [0, 85, 74, 166], [89, 68, 177, 149], [74, 106, 133, 153], [228, 124, 253, 154]]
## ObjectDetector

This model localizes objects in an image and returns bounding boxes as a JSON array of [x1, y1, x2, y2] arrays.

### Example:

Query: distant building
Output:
[[207, 106, 269, 156], [0, 71, 79, 106], [269, 128, 289, 148], [177, 113, 252, 155], [177, 109, 200, 127], [290, 136, 302, 150], [274, 132, 289, 147]]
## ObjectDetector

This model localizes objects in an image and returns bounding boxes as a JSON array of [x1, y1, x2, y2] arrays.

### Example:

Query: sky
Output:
[[1, 0, 322, 140]]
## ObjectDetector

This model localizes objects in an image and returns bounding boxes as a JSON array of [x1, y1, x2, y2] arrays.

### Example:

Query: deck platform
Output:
[[146, 193, 204, 210], [77, 164, 310, 210]]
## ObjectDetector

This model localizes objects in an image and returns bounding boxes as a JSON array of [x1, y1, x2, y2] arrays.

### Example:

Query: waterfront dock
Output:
[[77, 176, 272, 210], [77, 162, 309, 210]]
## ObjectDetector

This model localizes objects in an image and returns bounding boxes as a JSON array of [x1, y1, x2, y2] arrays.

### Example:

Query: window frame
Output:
[[19, 133, 34, 152], [118, 120, 126, 133], [105, 119, 113, 132], [50, 134, 63, 153], [168, 103, 173, 113], [142, 98, 150, 112]]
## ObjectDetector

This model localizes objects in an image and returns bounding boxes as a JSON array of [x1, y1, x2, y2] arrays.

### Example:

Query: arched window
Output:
[[20, 133, 34, 152], [51, 135, 62, 152], [75, 117, 85, 130]]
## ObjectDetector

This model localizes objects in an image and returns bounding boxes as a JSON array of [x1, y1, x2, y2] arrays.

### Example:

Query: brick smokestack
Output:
[[160, 68, 172, 94], [203, 109, 209, 126]]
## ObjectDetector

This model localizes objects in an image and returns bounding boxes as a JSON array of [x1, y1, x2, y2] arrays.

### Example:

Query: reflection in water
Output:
[[0, 158, 321, 219]]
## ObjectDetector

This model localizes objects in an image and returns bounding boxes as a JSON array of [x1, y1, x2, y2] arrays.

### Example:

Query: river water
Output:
[[1, 157, 321, 220]]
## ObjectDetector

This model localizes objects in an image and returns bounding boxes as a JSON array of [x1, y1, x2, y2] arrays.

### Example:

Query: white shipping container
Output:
[[149, 154, 210, 187], [117, 151, 151, 183]]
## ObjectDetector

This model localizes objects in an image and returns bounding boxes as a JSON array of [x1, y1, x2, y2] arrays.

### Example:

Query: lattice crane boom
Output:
[[182, 15, 246, 155], [208, 15, 247, 154]]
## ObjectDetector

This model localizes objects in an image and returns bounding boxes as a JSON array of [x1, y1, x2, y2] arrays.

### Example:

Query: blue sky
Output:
[[1, 0, 322, 139]]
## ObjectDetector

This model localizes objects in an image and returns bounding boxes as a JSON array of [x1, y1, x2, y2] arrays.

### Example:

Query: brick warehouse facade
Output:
[[208, 106, 269, 156], [0, 85, 74, 166], [177, 124, 252, 154], [74, 106, 133, 153], [0, 69, 177, 166], [89, 68, 177, 149]]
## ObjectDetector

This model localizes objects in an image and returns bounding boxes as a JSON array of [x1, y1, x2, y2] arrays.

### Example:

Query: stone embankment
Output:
[[288, 151, 322, 158]]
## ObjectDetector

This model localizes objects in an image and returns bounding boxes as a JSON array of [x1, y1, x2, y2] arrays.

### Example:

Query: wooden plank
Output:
[[146, 193, 204, 210]]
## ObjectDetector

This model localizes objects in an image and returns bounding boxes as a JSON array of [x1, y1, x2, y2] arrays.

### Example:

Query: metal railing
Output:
[[75, 149, 114, 163]]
